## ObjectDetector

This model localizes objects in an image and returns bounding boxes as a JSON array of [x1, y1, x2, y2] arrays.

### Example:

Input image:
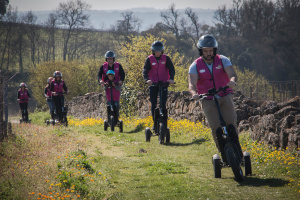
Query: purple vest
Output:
[[52, 80, 64, 94], [105, 80, 121, 102], [196, 54, 232, 99], [148, 54, 170, 83], [19, 89, 29, 103], [102, 62, 120, 82]]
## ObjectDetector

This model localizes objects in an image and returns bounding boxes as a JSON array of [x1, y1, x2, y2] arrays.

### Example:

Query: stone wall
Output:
[[67, 91, 300, 150]]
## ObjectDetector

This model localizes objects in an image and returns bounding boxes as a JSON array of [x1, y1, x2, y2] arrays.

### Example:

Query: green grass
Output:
[[1, 111, 299, 199]]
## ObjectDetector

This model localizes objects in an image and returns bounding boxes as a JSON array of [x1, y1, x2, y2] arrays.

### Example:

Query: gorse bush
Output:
[[29, 60, 102, 108]]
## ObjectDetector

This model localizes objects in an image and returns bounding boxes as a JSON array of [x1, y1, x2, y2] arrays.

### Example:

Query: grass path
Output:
[[1, 114, 299, 199]]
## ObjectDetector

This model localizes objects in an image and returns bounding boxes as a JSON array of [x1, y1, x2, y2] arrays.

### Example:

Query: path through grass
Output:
[[0, 113, 299, 199]]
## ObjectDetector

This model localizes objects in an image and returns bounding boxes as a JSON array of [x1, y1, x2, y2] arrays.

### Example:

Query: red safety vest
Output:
[[19, 89, 29, 103], [102, 62, 120, 82], [105, 80, 121, 102], [196, 54, 232, 100], [52, 79, 65, 94], [148, 54, 170, 83]]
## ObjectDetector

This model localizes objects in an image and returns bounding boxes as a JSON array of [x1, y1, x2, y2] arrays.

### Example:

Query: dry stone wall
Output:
[[67, 91, 300, 150]]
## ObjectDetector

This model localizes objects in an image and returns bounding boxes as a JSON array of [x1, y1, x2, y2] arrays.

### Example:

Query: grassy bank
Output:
[[0, 112, 299, 199]]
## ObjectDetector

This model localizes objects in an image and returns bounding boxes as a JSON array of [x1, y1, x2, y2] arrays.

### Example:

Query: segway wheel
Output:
[[119, 120, 123, 133], [104, 120, 108, 131], [243, 152, 252, 176], [46, 120, 50, 126], [166, 128, 170, 143], [225, 145, 244, 182], [110, 116, 115, 132], [212, 154, 222, 178], [159, 122, 166, 144], [145, 127, 151, 142], [20, 118, 23, 123], [64, 117, 68, 127]]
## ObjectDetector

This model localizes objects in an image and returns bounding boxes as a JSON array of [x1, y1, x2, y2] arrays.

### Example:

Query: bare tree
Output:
[[22, 11, 40, 67], [44, 12, 58, 61], [183, 7, 203, 47], [109, 11, 141, 44], [56, 0, 91, 61], [160, 4, 180, 41]]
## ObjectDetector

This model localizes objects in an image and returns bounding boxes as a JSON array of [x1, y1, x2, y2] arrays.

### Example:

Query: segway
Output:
[[19, 100, 31, 124], [51, 92, 68, 126], [145, 81, 171, 144], [192, 86, 252, 182], [103, 81, 123, 132]]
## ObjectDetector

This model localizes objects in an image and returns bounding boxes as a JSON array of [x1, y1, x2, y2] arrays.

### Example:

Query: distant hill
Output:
[[22, 7, 216, 31]]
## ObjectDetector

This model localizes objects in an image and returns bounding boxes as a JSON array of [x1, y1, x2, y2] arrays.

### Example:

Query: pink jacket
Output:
[[148, 54, 170, 83]]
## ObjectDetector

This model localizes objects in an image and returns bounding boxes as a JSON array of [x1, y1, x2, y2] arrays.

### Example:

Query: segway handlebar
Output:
[[145, 81, 176, 87], [190, 86, 229, 101]]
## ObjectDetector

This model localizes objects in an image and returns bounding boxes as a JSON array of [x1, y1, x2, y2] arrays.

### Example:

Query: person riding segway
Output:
[[102, 70, 123, 132], [50, 71, 69, 126], [44, 77, 56, 125], [143, 41, 175, 144], [17, 82, 31, 123], [188, 34, 251, 181]]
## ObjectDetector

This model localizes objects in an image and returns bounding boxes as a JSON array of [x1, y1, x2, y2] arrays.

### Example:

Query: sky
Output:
[[9, 0, 234, 11]]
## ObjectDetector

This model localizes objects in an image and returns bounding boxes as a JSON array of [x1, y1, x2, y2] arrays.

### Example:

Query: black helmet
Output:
[[151, 41, 164, 54], [197, 34, 218, 56], [53, 71, 62, 78], [105, 51, 115, 62]]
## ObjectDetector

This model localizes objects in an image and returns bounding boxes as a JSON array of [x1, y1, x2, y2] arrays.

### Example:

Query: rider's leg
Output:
[[24, 103, 29, 121], [161, 85, 169, 127], [219, 94, 243, 159], [149, 85, 159, 123], [19, 103, 25, 120], [201, 99, 221, 151], [114, 101, 120, 122], [52, 96, 61, 122]]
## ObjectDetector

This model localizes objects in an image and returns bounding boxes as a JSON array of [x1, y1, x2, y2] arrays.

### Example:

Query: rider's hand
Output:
[[17, 99, 20, 101], [192, 94, 200, 100], [99, 80, 104, 86], [167, 79, 175, 84], [146, 80, 153, 85], [66, 90, 69, 94], [227, 81, 236, 88], [118, 80, 123, 86], [112, 82, 116, 87]]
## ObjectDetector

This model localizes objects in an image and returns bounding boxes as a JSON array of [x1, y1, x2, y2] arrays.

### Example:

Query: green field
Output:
[[0, 113, 299, 199]]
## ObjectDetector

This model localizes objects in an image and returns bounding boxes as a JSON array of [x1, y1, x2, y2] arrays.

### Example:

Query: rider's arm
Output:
[[189, 73, 199, 97], [63, 82, 68, 93], [166, 56, 175, 81], [224, 65, 237, 88], [142, 57, 151, 81], [97, 65, 104, 83], [118, 64, 125, 82], [17, 91, 21, 100], [27, 91, 31, 98]]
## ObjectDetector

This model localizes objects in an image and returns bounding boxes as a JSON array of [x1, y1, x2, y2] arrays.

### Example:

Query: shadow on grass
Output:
[[126, 123, 145, 134], [166, 138, 207, 146], [238, 176, 289, 187]]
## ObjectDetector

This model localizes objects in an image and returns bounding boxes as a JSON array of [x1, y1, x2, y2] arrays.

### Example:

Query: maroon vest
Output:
[[102, 62, 120, 82], [19, 89, 29, 103], [196, 54, 232, 99], [148, 54, 170, 83]]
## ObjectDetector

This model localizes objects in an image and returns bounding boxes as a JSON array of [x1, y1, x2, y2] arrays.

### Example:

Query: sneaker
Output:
[[55, 119, 59, 123]]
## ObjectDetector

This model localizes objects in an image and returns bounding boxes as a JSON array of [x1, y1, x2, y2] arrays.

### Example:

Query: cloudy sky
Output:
[[10, 0, 234, 11]]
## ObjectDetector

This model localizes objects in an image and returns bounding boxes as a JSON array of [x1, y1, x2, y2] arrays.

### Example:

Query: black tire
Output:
[[63, 116, 68, 127], [46, 120, 50, 126], [20, 119, 22, 123], [104, 120, 108, 131], [225, 145, 244, 182], [119, 120, 123, 133], [213, 157, 222, 178], [166, 128, 170, 143], [159, 122, 165, 144], [145, 128, 151, 142], [110, 116, 115, 132], [52, 120, 55, 125], [244, 154, 252, 176]]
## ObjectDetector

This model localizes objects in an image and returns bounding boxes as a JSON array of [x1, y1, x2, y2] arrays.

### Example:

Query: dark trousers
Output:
[[149, 85, 168, 121], [19, 103, 28, 121], [52, 95, 64, 121]]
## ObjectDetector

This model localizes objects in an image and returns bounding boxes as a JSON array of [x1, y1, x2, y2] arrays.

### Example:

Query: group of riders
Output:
[[18, 34, 240, 154]]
